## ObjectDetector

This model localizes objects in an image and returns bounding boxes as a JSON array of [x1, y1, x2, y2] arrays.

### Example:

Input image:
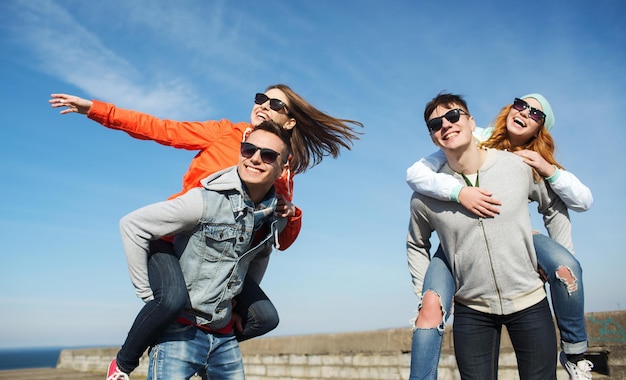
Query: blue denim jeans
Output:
[[116, 240, 279, 373], [409, 245, 455, 380], [533, 233, 588, 355], [453, 299, 557, 380], [147, 323, 244, 380], [409, 235, 587, 379]]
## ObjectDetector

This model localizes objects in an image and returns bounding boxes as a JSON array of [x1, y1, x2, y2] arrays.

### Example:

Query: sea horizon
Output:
[[0, 345, 113, 371], [0, 346, 62, 371]]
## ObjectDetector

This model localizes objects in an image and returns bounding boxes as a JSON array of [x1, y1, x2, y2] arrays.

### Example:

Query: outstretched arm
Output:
[[50, 93, 229, 150]]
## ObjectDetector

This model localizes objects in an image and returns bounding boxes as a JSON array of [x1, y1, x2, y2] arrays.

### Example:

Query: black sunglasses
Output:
[[254, 93, 289, 113], [512, 98, 546, 123], [426, 108, 468, 132], [240, 142, 282, 164]]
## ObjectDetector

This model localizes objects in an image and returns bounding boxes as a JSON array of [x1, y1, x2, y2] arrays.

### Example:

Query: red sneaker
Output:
[[106, 359, 130, 380]]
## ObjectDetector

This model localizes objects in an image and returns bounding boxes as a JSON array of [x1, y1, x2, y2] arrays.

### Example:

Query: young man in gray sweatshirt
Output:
[[117, 120, 291, 380], [407, 93, 571, 379]]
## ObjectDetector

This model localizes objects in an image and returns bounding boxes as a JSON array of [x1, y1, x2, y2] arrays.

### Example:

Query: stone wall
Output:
[[57, 311, 626, 379]]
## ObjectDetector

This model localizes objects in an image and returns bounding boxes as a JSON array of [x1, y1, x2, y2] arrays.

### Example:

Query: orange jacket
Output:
[[88, 100, 302, 250]]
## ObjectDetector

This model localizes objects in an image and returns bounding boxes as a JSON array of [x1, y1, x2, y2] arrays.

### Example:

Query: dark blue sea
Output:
[[0, 347, 62, 370]]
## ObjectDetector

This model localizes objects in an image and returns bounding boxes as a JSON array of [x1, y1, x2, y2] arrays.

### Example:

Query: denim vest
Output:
[[173, 167, 278, 329]]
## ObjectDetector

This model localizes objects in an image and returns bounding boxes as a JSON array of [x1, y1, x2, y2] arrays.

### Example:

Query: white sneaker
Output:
[[559, 351, 593, 379]]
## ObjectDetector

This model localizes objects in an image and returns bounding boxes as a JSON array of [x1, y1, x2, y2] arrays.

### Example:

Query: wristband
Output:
[[544, 165, 561, 183], [450, 185, 463, 203]]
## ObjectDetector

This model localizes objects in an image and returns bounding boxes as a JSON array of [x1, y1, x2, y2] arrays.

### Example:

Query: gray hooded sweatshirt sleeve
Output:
[[119, 188, 204, 301]]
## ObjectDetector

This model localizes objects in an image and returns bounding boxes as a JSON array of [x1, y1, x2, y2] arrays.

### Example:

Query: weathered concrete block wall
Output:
[[57, 311, 626, 379]]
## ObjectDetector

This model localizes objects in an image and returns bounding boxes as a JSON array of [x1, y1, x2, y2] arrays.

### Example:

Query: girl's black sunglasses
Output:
[[254, 93, 289, 113], [512, 98, 546, 123]]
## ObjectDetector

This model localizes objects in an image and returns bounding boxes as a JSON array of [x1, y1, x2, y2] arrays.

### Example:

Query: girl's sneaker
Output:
[[559, 351, 593, 379], [106, 359, 130, 380]]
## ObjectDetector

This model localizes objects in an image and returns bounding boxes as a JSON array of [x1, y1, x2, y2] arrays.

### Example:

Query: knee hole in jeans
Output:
[[416, 291, 445, 329]]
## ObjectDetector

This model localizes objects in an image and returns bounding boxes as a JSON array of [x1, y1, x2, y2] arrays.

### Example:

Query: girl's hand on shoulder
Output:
[[514, 150, 554, 177]]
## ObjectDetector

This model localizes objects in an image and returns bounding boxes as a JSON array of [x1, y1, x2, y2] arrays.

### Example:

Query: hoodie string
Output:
[[273, 223, 280, 250]]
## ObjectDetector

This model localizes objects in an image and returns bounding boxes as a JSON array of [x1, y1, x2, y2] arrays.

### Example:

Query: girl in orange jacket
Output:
[[50, 84, 362, 379]]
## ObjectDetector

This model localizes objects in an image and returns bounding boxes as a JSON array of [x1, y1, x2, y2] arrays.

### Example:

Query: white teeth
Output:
[[443, 132, 459, 140], [246, 166, 262, 173]]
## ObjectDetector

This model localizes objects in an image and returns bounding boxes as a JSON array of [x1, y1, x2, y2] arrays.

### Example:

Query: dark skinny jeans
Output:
[[115, 240, 279, 374], [453, 299, 557, 380]]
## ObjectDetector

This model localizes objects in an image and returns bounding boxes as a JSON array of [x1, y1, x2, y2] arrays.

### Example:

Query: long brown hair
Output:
[[480, 104, 562, 180], [267, 84, 363, 175]]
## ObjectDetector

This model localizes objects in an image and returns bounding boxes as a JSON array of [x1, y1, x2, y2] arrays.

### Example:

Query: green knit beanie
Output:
[[521, 93, 555, 131]]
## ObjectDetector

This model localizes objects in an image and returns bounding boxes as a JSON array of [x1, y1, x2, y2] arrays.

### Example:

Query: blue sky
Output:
[[0, 0, 624, 349]]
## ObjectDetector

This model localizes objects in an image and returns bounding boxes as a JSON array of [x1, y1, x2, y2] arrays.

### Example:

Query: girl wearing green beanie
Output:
[[406, 93, 594, 379]]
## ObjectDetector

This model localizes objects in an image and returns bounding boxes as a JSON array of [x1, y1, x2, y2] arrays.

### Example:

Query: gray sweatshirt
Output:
[[406, 149, 572, 315]]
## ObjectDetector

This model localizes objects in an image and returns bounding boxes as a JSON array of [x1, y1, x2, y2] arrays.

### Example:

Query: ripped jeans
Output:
[[409, 234, 587, 379], [533, 233, 587, 354], [409, 246, 455, 380]]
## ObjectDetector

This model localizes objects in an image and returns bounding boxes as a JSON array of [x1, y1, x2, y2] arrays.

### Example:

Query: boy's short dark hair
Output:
[[424, 92, 470, 126], [250, 120, 292, 162]]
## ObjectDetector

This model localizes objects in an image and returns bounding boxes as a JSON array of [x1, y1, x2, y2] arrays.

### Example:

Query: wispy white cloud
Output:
[[106, 0, 295, 93], [2, 0, 211, 119]]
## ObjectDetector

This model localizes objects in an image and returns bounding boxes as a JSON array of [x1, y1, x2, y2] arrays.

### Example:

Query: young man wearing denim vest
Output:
[[118, 120, 291, 380], [406, 93, 572, 379]]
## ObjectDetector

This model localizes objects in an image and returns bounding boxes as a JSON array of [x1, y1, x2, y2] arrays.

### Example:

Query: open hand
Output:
[[49, 93, 92, 115]]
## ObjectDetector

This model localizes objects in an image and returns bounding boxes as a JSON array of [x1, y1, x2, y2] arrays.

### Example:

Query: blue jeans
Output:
[[409, 246, 455, 380], [533, 233, 587, 354], [147, 323, 244, 380], [409, 235, 587, 379], [453, 299, 557, 380], [116, 241, 279, 373]]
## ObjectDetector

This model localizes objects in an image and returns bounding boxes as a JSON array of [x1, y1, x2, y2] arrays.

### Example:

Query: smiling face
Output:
[[427, 104, 476, 152], [505, 97, 544, 147], [237, 129, 288, 202], [249, 88, 296, 130]]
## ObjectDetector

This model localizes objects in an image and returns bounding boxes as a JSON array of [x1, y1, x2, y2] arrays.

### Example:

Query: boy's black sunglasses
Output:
[[426, 108, 468, 132], [240, 142, 282, 164], [254, 93, 289, 113]]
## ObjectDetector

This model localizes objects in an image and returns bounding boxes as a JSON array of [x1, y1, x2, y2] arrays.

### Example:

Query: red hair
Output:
[[480, 104, 562, 181]]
